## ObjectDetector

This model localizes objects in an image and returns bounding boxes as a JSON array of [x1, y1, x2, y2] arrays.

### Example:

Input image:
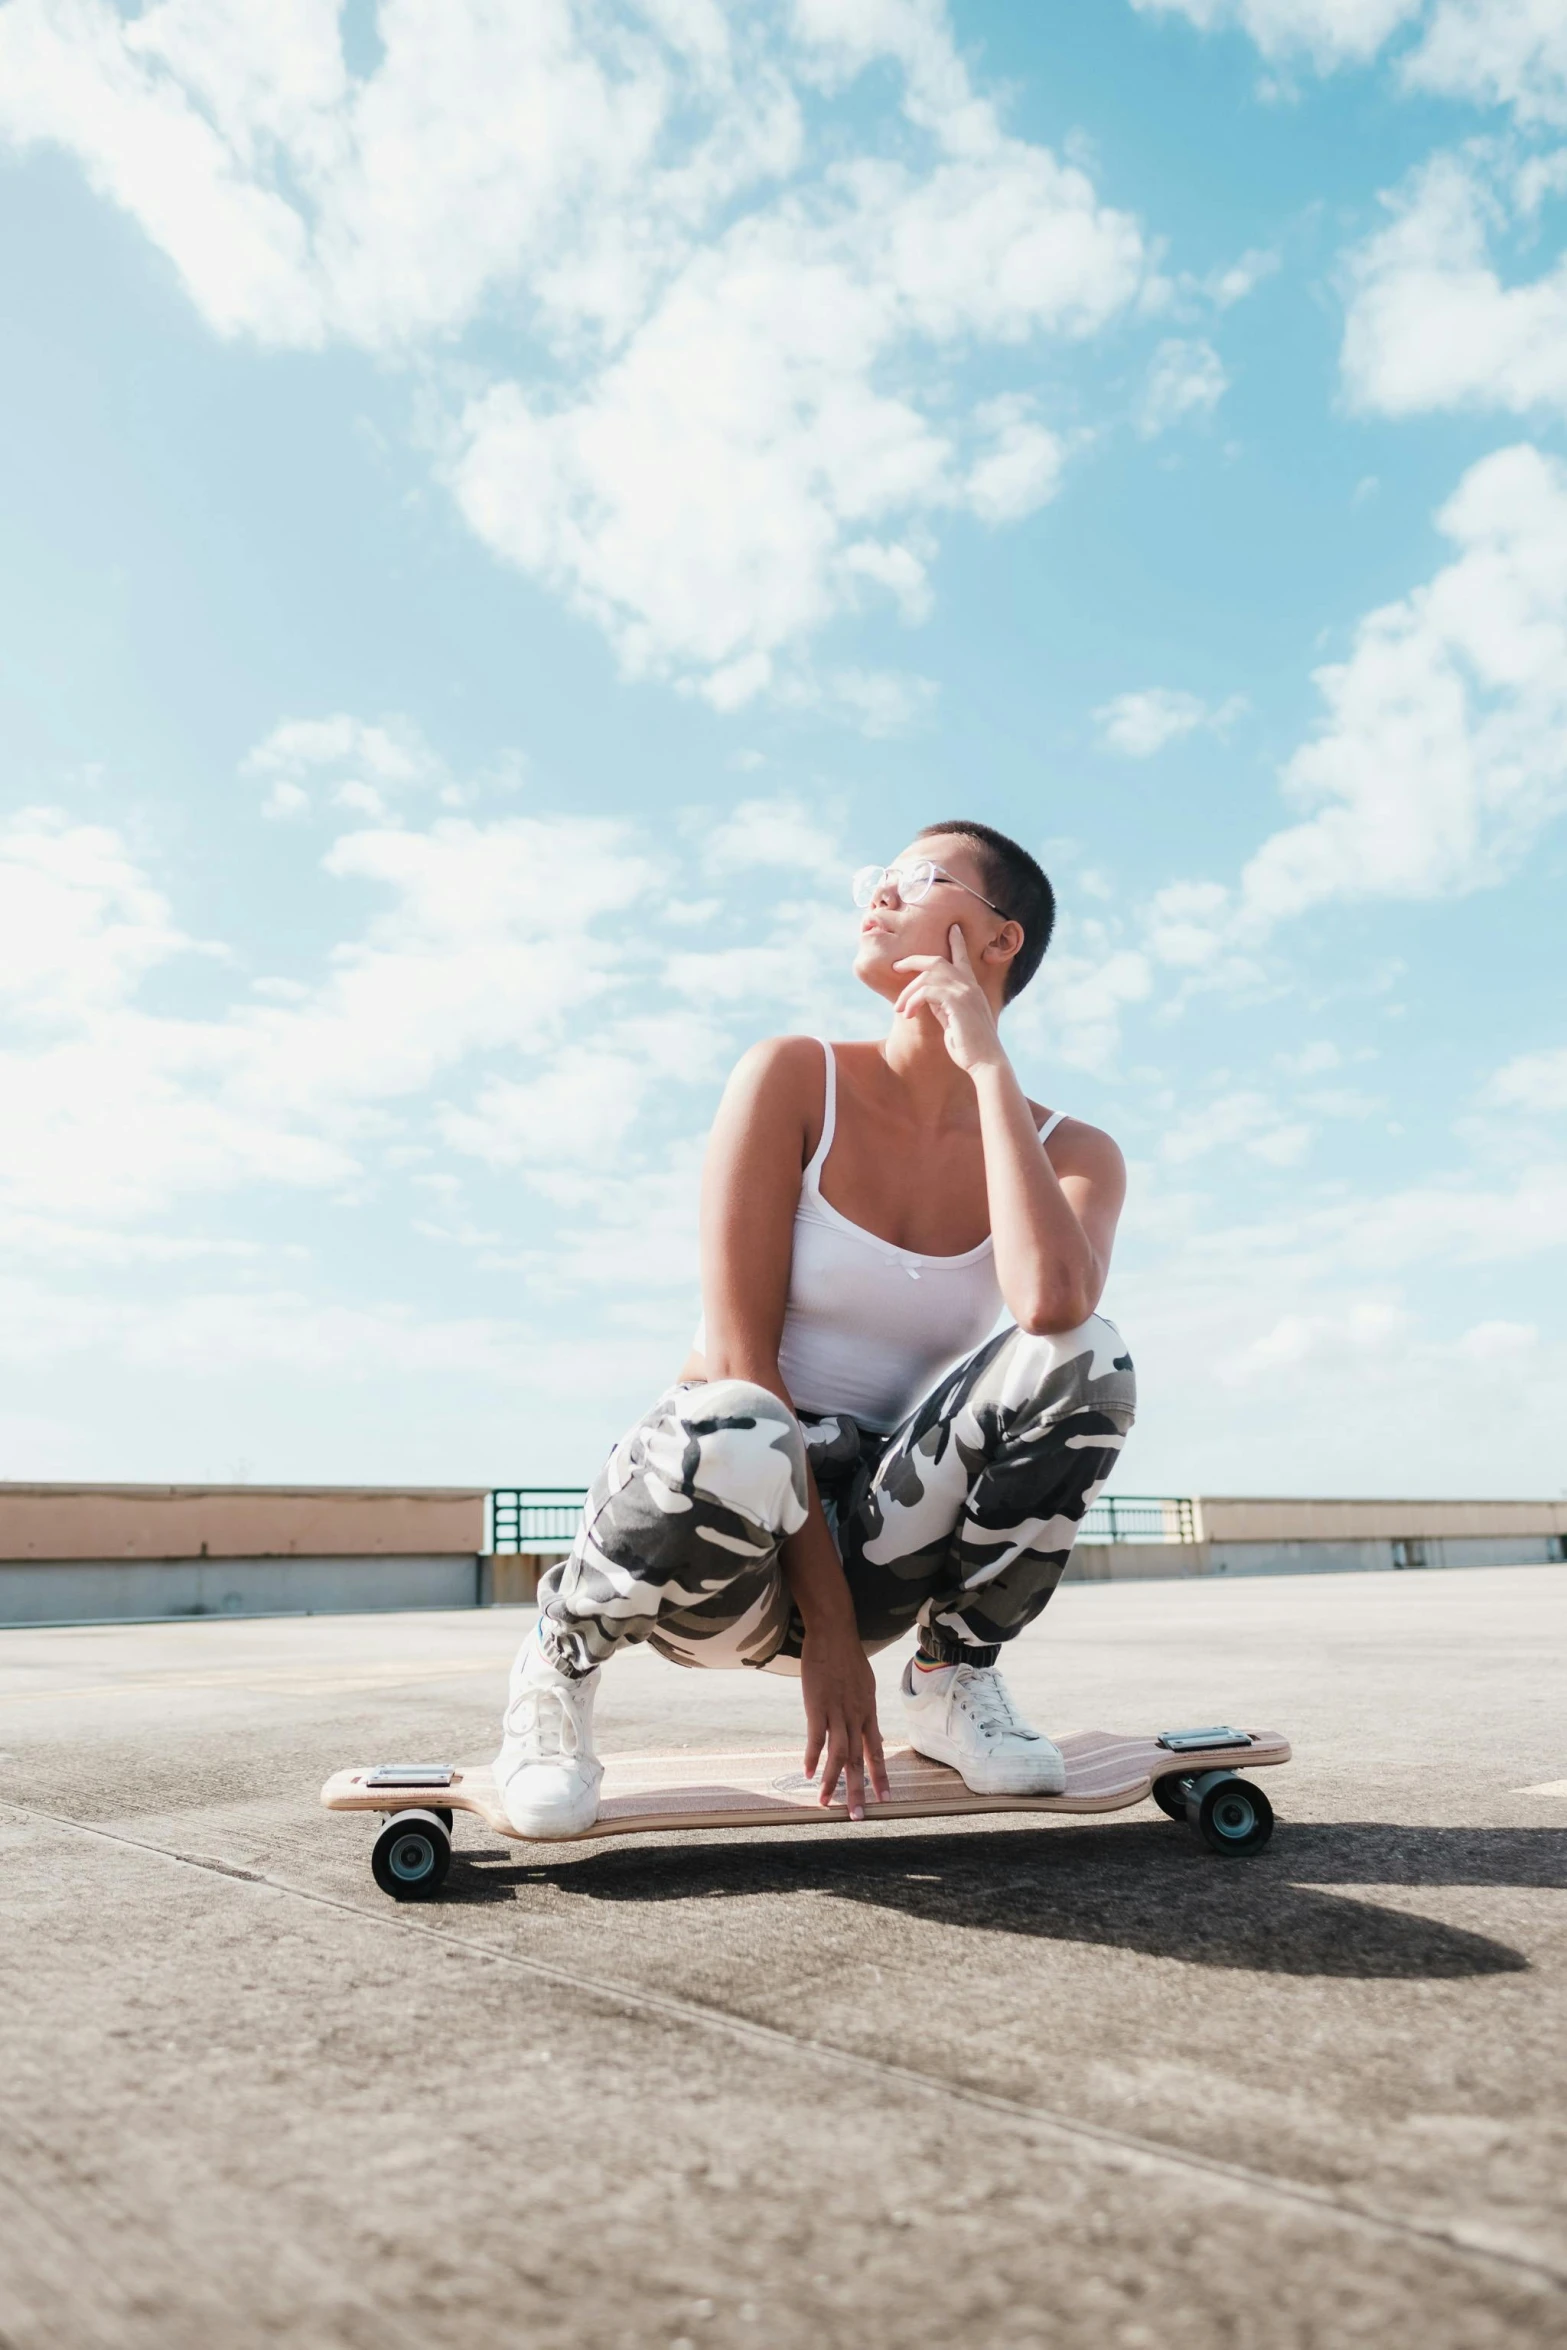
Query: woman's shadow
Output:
[[452, 1818, 1563, 1979]]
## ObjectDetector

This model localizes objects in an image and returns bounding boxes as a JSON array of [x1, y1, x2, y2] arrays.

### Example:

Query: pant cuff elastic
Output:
[[917, 1630, 1001, 1669]]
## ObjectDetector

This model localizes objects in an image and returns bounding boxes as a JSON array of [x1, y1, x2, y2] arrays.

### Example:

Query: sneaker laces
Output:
[[503, 1676, 592, 1764], [952, 1665, 1036, 1744]]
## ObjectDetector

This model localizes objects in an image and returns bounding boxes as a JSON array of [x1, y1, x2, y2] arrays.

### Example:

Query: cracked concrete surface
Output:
[[2, 1564, 1564, 2348]]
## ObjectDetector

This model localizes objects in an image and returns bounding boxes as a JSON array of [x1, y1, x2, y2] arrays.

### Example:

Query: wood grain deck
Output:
[[321, 1730, 1290, 1843]]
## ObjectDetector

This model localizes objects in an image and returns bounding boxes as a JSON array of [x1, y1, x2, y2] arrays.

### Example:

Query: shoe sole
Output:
[[903, 1720, 1066, 1798], [502, 1812, 600, 1839], [494, 1764, 603, 1840]]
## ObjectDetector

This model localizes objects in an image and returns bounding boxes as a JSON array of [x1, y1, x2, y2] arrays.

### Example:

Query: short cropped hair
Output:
[[915, 820, 1055, 1003]]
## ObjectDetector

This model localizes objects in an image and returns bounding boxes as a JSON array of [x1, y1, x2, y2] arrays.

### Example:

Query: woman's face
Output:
[[852, 834, 1009, 1007]]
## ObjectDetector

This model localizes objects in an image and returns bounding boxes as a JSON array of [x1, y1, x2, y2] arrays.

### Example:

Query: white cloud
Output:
[[0, 0, 798, 349], [450, 119, 1142, 703], [1209, 246, 1281, 305], [0, 1270, 542, 1382], [1127, 0, 1420, 70], [814, 668, 940, 737], [488, 1140, 708, 1299], [0, 781, 660, 1226], [1144, 879, 1236, 969], [440, 1052, 649, 1173], [1342, 148, 1567, 419], [1515, 146, 1567, 215], [1137, 442, 1567, 972], [1485, 1043, 1567, 1111], [1458, 1314, 1540, 1360], [964, 398, 1068, 525], [1012, 932, 1154, 1076], [1240, 442, 1567, 923], [1160, 1088, 1312, 1166], [1225, 1297, 1411, 1379], [1137, 336, 1228, 435], [1402, 2, 1567, 126], [1276, 1039, 1344, 1076], [0, 766, 884, 1399], [261, 779, 310, 822], [0, 1, 1149, 711], [699, 795, 844, 880], [0, 808, 192, 1027], [1117, 1134, 1567, 1494], [1095, 687, 1244, 757], [0, 749, 880, 1319], [1129, 0, 1567, 123], [245, 712, 441, 790], [1098, 689, 1206, 756]]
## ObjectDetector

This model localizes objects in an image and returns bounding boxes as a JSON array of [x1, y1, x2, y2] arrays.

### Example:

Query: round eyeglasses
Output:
[[852, 858, 1007, 916]]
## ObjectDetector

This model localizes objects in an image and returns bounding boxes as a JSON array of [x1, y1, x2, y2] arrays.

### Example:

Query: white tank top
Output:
[[699, 1039, 1067, 1434]]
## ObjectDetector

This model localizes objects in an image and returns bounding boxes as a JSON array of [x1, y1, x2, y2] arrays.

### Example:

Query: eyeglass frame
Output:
[[852, 858, 1011, 920]]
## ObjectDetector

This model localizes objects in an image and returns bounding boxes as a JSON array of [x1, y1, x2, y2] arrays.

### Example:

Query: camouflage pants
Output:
[[535, 1317, 1136, 1678]]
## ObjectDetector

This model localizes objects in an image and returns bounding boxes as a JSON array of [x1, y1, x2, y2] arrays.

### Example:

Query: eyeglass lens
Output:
[[851, 860, 935, 907]]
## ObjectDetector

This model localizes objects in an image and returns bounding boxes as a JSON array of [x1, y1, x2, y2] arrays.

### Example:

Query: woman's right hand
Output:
[[801, 1623, 890, 1821]]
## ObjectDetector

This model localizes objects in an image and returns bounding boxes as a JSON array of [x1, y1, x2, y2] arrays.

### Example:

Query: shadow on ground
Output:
[[445, 1821, 1566, 1979]]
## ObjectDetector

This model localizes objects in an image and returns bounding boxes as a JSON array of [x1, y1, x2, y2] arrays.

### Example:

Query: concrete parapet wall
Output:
[[1066, 1543, 1201, 1583], [0, 1553, 480, 1627], [479, 1553, 565, 1606], [0, 1481, 487, 1562], [1066, 1533, 1566, 1584], [1192, 1494, 1567, 1543]]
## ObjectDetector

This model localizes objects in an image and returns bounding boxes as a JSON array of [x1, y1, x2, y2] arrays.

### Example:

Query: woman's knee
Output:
[[999, 1316, 1136, 1420], [670, 1380, 809, 1538]]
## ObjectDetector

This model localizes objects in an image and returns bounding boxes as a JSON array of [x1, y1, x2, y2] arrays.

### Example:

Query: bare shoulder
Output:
[[720, 1034, 827, 1137], [727, 1033, 826, 1099], [1028, 1104, 1126, 1184]]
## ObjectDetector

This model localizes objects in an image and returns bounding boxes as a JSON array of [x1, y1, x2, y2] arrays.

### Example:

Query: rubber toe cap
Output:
[[496, 1762, 602, 1840]]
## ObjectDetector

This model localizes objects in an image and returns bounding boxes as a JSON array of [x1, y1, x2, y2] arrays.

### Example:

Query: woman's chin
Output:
[[852, 946, 900, 1001]]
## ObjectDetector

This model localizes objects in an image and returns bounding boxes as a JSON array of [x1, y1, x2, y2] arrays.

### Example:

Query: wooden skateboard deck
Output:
[[322, 1728, 1290, 1843]]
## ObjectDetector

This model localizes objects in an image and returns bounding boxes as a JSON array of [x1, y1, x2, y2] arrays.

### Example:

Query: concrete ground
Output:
[[2, 1566, 1564, 2350]]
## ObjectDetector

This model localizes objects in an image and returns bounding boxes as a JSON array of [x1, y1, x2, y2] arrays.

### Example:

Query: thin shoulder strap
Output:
[[802, 1037, 836, 1187], [1037, 1109, 1067, 1145]]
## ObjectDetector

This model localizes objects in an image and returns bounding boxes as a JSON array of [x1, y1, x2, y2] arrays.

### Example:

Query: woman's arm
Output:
[[970, 1065, 1125, 1332], [698, 1039, 890, 1818], [893, 928, 1127, 1334]]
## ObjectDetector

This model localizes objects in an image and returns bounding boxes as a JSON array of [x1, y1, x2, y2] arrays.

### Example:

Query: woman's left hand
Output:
[[892, 927, 1006, 1074]]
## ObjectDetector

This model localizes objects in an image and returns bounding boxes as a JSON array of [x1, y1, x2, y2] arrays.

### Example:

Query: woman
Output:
[[494, 819, 1136, 1836]]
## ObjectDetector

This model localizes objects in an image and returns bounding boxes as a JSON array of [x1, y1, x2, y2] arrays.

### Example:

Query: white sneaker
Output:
[[901, 1658, 1067, 1796], [492, 1632, 603, 1838]]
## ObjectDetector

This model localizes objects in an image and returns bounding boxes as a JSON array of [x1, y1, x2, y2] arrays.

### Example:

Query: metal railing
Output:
[[489, 1487, 1197, 1551], [1077, 1493, 1195, 1545], [489, 1489, 590, 1552]]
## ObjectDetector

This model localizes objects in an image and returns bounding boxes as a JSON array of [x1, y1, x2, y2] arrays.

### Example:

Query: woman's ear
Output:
[[981, 920, 1024, 972]]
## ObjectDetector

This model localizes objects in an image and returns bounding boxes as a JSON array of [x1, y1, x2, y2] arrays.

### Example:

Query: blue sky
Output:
[[1, 0, 1565, 1500]]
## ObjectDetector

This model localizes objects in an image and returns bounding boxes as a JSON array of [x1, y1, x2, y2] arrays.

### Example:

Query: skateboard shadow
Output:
[[453, 1819, 1563, 1979]]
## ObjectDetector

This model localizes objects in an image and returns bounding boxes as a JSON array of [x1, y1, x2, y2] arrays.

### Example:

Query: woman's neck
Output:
[[876, 1008, 989, 1123]]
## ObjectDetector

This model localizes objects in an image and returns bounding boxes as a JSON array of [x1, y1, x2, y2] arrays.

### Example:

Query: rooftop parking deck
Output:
[[2, 1565, 1564, 2348]]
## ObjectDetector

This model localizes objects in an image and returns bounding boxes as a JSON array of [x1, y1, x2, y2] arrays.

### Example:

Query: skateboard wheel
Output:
[[1193, 1775, 1273, 1857], [371, 1809, 452, 1900], [1151, 1774, 1190, 1822]]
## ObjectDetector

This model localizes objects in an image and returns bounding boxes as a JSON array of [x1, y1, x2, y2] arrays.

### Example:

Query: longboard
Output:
[[323, 1728, 1290, 1897]]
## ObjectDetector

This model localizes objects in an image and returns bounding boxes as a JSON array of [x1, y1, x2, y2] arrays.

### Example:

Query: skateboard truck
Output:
[[1155, 1727, 1252, 1752], [361, 1768, 458, 1875], [1147, 1731, 1273, 1846]]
